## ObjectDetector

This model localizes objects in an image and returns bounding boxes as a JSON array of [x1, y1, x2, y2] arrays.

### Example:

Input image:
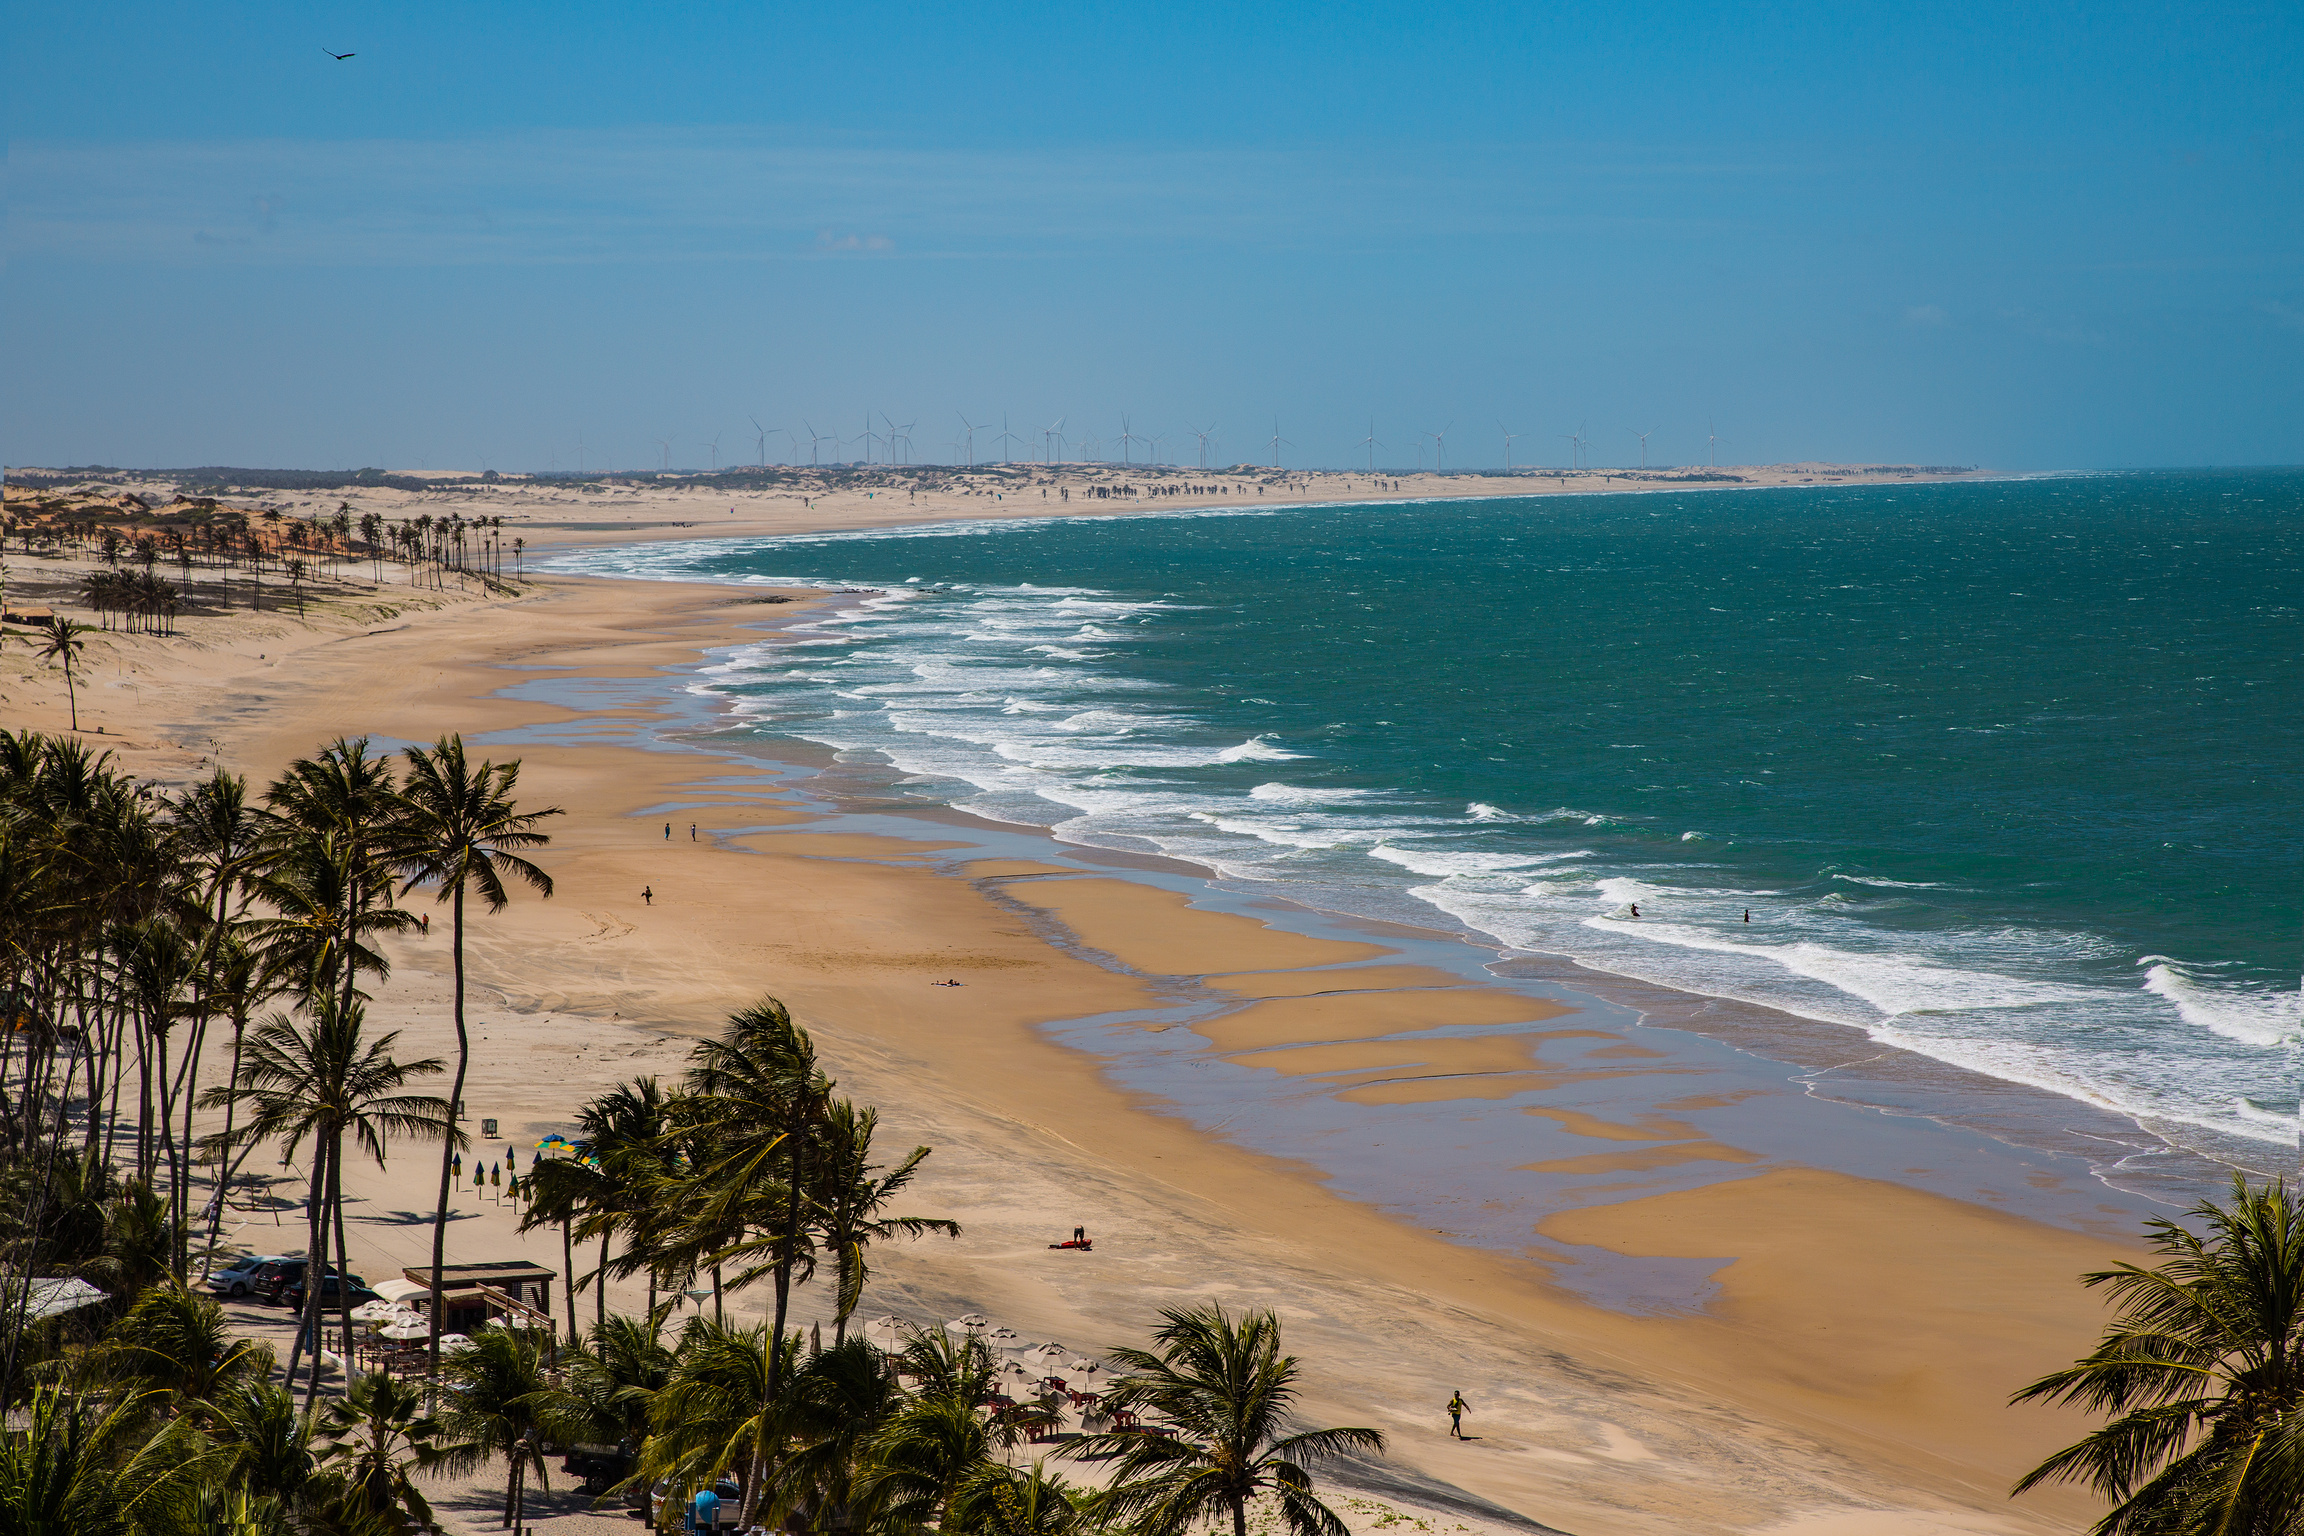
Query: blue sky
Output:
[[7, 0, 2300, 472]]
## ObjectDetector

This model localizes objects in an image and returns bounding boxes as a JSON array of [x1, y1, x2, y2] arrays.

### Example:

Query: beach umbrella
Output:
[[987, 1326, 1022, 1347], [348, 1300, 407, 1324], [1027, 1343, 1066, 1362], [438, 1333, 474, 1354], [1068, 1359, 1099, 1375], [489, 1162, 500, 1190], [472, 1163, 484, 1191], [452, 1151, 463, 1177], [378, 1319, 431, 1341], [862, 1316, 909, 1351], [944, 1314, 990, 1338]]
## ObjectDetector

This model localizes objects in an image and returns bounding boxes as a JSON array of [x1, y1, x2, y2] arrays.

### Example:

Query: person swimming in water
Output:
[[1629, 903, 1640, 918]]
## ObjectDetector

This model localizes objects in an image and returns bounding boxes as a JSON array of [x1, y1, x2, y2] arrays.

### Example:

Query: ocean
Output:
[[552, 470, 2301, 1179]]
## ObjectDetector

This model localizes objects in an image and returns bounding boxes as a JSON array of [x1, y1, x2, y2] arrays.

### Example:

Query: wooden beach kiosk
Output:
[[402, 1260, 557, 1336]]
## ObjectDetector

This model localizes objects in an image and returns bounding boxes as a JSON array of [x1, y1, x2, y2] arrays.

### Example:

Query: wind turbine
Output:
[[706, 433, 722, 471], [1117, 415, 1143, 465], [991, 414, 1025, 464], [1355, 418, 1381, 472], [955, 414, 987, 467], [1191, 424, 1217, 468], [655, 437, 673, 472], [1043, 417, 1067, 462], [884, 413, 915, 466], [749, 416, 769, 468], [1425, 421, 1454, 473], [1267, 418, 1290, 469], [803, 420, 837, 466], [1558, 429, 1584, 470], [1499, 422, 1526, 471], [1628, 425, 1656, 469], [1706, 418, 1726, 468]]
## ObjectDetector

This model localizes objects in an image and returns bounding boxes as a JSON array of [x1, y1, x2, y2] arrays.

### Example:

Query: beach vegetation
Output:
[[2016, 1174, 2304, 1534], [1079, 1305, 1384, 1536]]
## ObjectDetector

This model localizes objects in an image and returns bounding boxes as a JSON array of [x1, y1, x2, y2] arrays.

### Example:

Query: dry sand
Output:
[[0, 479, 2133, 1536]]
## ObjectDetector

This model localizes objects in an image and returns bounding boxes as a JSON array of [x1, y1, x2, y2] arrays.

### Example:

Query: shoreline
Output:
[[4, 496, 2147, 1534]]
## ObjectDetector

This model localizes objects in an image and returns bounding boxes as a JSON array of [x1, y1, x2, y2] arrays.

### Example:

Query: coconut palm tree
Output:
[[674, 998, 830, 1406], [522, 1078, 673, 1346], [395, 732, 559, 1374], [526, 1313, 675, 1456], [35, 619, 92, 731], [1079, 1305, 1384, 1536], [0, 1383, 212, 1536], [93, 1282, 275, 1409], [636, 1317, 800, 1528], [946, 1461, 1093, 1536], [755, 1337, 904, 1534], [314, 1369, 459, 1531], [203, 1379, 316, 1512], [200, 996, 454, 1423], [2014, 1174, 2304, 1534], [436, 1327, 556, 1529], [813, 1100, 958, 1343]]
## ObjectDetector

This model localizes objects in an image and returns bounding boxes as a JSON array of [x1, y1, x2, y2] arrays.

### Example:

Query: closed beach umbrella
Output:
[[452, 1151, 462, 1177], [472, 1163, 484, 1191], [489, 1162, 500, 1189]]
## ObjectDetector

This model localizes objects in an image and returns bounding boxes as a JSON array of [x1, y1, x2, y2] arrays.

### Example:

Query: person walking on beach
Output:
[[690, 822, 697, 841], [663, 822, 671, 840], [642, 885, 653, 905], [1447, 1391, 1468, 1438]]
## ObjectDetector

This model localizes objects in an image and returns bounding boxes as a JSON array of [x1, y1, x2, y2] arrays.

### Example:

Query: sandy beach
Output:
[[0, 473, 2143, 1536]]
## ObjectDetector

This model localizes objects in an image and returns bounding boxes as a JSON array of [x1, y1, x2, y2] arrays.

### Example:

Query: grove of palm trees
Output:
[[0, 725, 1392, 1536]]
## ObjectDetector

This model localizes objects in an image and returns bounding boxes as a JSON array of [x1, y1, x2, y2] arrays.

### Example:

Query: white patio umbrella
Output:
[[987, 1326, 1022, 1346], [438, 1333, 474, 1354], [348, 1300, 409, 1324], [1027, 1343, 1067, 1363], [943, 1314, 990, 1338], [862, 1315, 909, 1351], [378, 1319, 430, 1341], [1068, 1359, 1100, 1375]]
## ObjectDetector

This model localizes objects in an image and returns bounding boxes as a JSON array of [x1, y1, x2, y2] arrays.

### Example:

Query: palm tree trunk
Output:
[[291, 1135, 332, 1423], [562, 1216, 577, 1347], [1233, 1494, 1248, 1536], [332, 1148, 357, 1381], [427, 881, 469, 1377], [596, 1232, 609, 1351], [197, 1007, 252, 1279], [712, 1264, 724, 1327]]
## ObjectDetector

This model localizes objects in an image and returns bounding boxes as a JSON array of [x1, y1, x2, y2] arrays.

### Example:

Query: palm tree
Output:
[[203, 1379, 316, 1512], [0, 1384, 211, 1536], [946, 1461, 1092, 1536], [756, 1338, 904, 1534], [2014, 1174, 2304, 1534], [526, 1313, 674, 1456], [314, 1369, 459, 1531], [395, 732, 559, 1373], [814, 1100, 958, 1342], [868, 1328, 1051, 1531], [675, 998, 830, 1406], [522, 1078, 673, 1346], [636, 1317, 800, 1528], [436, 1327, 555, 1529], [200, 996, 454, 1422], [36, 619, 91, 731], [93, 1282, 275, 1409], [1079, 1305, 1385, 1536]]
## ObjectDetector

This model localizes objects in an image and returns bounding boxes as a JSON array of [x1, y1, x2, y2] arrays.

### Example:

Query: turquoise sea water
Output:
[[554, 471, 2301, 1171]]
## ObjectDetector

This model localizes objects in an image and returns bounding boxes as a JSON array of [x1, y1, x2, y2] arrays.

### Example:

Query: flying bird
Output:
[[324, 48, 355, 60]]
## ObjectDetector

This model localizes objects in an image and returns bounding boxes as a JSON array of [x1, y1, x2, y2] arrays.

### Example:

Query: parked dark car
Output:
[[562, 1442, 638, 1501], [283, 1273, 376, 1313], [205, 1253, 288, 1299], [251, 1258, 316, 1304]]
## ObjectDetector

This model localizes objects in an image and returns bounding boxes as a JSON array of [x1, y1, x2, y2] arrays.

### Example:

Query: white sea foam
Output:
[[1250, 782, 1383, 804], [1367, 843, 1587, 878], [2141, 961, 2298, 1048], [1216, 735, 1307, 762]]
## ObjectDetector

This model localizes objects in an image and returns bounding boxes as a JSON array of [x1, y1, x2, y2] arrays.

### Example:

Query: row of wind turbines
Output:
[[602, 414, 1732, 474]]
